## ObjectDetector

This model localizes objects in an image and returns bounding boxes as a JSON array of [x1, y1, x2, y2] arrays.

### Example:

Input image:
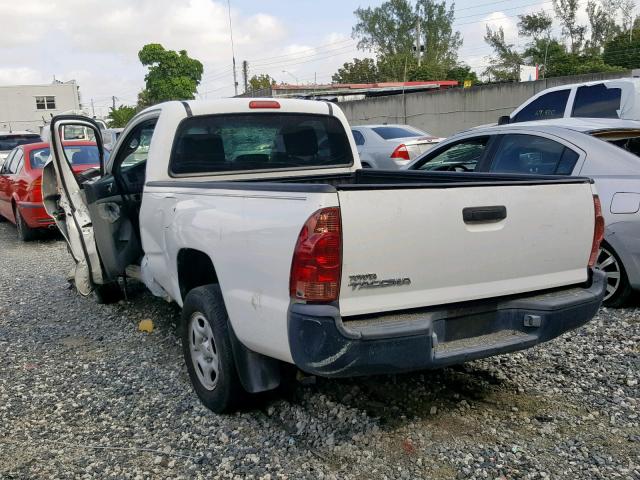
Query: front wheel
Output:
[[596, 244, 632, 308], [181, 285, 245, 413]]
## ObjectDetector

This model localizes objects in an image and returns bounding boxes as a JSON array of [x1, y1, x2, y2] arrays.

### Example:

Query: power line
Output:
[[454, 0, 555, 22], [246, 38, 356, 63], [251, 44, 358, 68]]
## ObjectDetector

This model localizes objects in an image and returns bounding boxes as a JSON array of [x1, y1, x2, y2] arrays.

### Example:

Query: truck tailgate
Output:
[[338, 182, 595, 316]]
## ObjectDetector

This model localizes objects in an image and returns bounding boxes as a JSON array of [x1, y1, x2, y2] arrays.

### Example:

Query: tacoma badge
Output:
[[348, 273, 411, 290]]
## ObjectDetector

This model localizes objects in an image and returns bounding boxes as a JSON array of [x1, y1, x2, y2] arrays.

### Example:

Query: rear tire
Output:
[[181, 284, 245, 413], [597, 243, 632, 308], [15, 207, 37, 241]]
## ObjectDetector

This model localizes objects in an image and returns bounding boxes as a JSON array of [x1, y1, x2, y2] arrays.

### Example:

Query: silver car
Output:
[[350, 124, 443, 169], [406, 118, 640, 306], [0, 131, 41, 163]]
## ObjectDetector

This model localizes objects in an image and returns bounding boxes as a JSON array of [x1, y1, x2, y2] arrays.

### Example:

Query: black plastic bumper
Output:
[[288, 270, 606, 377]]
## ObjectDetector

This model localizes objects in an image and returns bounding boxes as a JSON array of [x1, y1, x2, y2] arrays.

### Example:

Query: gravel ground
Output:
[[0, 222, 638, 480]]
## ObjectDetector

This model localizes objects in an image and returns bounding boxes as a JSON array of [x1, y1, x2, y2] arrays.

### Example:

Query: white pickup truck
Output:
[[43, 99, 606, 413]]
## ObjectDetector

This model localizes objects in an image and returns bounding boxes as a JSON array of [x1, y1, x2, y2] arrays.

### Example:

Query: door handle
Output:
[[462, 205, 507, 223]]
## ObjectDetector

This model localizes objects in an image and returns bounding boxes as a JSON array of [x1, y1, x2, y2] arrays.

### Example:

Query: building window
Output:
[[35, 96, 56, 110]]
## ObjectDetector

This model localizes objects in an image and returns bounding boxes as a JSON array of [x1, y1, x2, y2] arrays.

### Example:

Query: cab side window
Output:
[[115, 120, 157, 172], [490, 134, 579, 175], [512, 90, 570, 123]]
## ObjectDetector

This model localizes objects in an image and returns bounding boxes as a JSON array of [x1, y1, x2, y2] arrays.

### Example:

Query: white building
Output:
[[0, 80, 83, 133]]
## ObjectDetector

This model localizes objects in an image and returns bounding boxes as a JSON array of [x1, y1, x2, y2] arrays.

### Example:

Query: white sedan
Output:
[[350, 124, 443, 169]]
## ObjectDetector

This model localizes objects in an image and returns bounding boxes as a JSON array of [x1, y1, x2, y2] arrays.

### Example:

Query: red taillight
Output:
[[588, 195, 605, 268], [290, 207, 342, 302], [249, 100, 280, 109], [390, 144, 410, 161]]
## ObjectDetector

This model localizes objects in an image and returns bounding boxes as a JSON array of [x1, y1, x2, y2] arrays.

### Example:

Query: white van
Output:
[[501, 78, 640, 124]]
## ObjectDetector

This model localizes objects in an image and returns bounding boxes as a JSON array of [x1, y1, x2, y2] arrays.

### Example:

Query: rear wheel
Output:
[[181, 284, 245, 413], [15, 207, 37, 241], [596, 244, 632, 308]]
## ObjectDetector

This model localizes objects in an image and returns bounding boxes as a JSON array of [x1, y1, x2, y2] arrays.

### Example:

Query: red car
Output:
[[0, 141, 101, 240]]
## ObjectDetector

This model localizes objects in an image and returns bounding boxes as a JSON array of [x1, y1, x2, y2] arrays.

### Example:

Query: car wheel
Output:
[[596, 244, 632, 308], [181, 284, 245, 413], [15, 208, 37, 241]]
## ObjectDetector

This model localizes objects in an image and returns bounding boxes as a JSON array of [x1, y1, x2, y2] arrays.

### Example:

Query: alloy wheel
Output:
[[188, 312, 219, 391], [595, 246, 621, 302]]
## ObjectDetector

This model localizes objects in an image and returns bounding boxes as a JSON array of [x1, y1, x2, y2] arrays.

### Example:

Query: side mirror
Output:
[[498, 115, 511, 125]]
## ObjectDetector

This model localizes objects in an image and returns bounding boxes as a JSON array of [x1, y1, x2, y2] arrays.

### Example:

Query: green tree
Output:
[[352, 0, 462, 81], [445, 65, 479, 85], [416, 0, 462, 69], [332, 58, 379, 83], [553, 0, 587, 53], [483, 26, 523, 81], [137, 43, 203, 107], [585, 0, 621, 54], [353, 0, 416, 56], [620, 0, 637, 36], [517, 11, 553, 41], [248, 74, 275, 92], [107, 105, 136, 128], [603, 28, 640, 67]]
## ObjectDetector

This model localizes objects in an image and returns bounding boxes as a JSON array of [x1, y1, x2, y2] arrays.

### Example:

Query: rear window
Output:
[[371, 126, 424, 140], [0, 134, 41, 151], [170, 114, 353, 175], [572, 84, 621, 118], [29, 145, 102, 168]]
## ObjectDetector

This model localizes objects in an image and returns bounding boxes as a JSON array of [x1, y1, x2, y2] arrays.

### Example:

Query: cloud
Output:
[[0, 67, 48, 85], [0, 0, 290, 109]]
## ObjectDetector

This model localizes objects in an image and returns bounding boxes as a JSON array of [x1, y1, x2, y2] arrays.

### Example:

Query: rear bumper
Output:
[[17, 202, 55, 228], [288, 270, 606, 377]]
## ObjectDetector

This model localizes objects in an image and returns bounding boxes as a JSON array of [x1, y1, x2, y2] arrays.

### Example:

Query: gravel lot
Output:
[[0, 222, 638, 480]]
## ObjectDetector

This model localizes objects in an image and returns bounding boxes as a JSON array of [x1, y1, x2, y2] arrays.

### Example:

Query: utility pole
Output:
[[112, 96, 116, 110], [227, 0, 238, 96], [242, 60, 249, 93], [416, 17, 422, 67], [91, 98, 95, 117]]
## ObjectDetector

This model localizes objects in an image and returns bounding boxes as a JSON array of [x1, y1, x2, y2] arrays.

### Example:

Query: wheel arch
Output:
[[177, 248, 219, 304], [176, 249, 281, 393]]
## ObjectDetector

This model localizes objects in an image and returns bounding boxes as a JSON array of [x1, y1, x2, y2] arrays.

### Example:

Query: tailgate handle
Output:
[[463, 205, 507, 223]]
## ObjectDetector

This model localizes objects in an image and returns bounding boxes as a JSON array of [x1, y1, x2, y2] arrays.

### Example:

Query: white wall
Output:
[[0, 82, 82, 133]]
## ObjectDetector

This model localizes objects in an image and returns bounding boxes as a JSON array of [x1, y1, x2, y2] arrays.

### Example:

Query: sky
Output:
[[0, 0, 607, 118]]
